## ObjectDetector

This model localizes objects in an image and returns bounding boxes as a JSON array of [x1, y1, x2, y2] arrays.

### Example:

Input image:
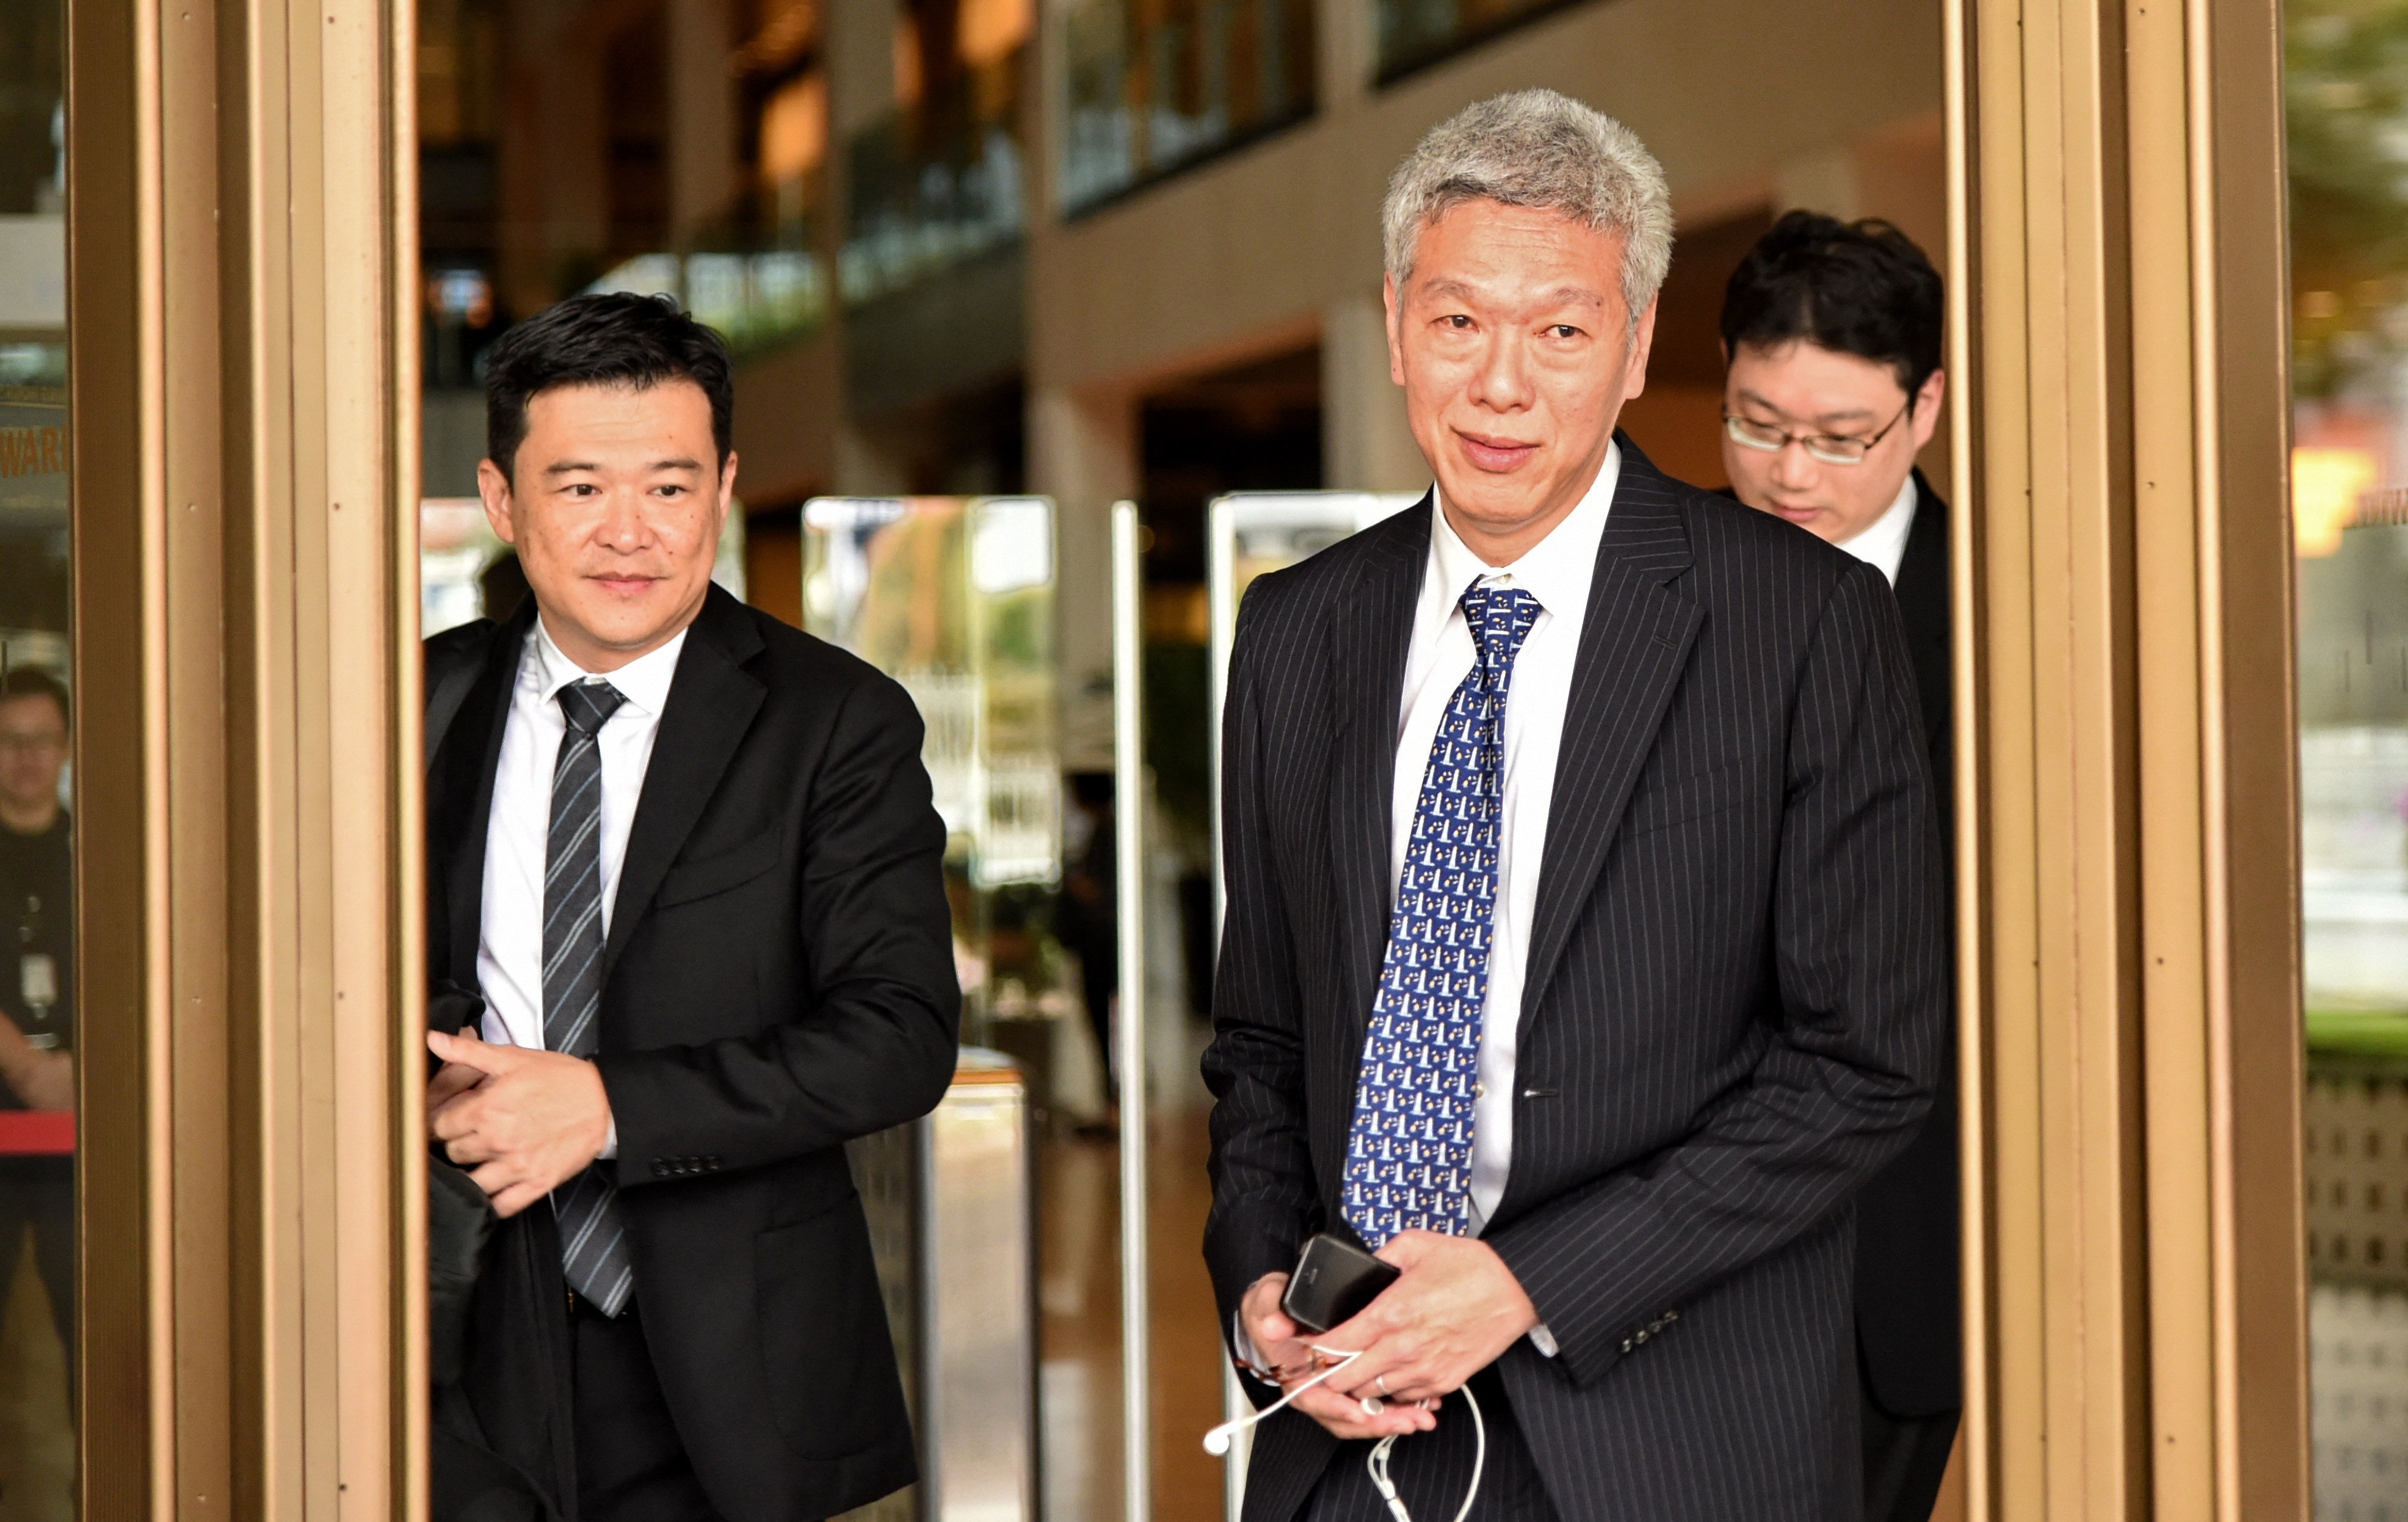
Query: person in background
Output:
[[1206, 92, 1947, 1521], [0, 665, 74, 1366], [423, 292, 959, 1522], [1718, 210, 1959, 1522], [1056, 772, 1120, 1126]]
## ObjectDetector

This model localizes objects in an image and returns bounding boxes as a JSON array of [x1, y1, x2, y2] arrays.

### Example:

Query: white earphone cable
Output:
[[1205, 1351, 1486, 1522], [1363, 1382, 1482, 1522]]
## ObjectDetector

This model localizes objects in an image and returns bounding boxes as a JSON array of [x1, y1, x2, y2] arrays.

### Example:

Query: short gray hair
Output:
[[1382, 89, 1674, 325]]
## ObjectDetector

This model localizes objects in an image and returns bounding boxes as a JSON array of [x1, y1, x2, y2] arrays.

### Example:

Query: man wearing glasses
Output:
[[1719, 212, 1958, 1522]]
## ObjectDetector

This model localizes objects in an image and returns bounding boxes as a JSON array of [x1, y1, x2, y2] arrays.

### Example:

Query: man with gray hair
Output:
[[1203, 89, 1946, 1520]]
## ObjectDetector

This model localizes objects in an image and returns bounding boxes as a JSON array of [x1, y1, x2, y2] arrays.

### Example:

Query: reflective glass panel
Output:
[[0, 0, 73, 1507], [1060, 0, 1314, 213], [2290, 3, 2408, 1510], [1371, 0, 1565, 84], [841, 10, 1027, 306]]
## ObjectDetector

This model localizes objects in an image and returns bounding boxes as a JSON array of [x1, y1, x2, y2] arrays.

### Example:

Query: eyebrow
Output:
[[1421, 279, 1607, 311], [542, 456, 706, 476], [1733, 388, 1879, 425]]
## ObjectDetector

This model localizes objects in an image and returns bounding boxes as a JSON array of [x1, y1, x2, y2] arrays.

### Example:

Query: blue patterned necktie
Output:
[[548, 679, 635, 1316], [1343, 583, 1543, 1249]]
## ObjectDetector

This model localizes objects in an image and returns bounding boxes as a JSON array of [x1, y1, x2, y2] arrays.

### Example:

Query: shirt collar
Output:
[[1833, 473, 1920, 587], [1429, 440, 1622, 619], [526, 614, 688, 720]]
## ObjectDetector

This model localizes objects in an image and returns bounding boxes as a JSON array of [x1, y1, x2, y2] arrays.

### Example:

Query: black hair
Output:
[[1719, 211, 1944, 403], [0, 667, 68, 731], [482, 292, 736, 480]]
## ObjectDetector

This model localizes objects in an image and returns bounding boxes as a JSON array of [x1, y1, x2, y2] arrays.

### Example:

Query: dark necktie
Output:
[[1342, 583, 1542, 1248], [548, 679, 634, 1316]]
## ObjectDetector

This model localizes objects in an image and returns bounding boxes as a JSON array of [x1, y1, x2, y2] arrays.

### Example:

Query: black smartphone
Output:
[[1280, 1233, 1401, 1334]]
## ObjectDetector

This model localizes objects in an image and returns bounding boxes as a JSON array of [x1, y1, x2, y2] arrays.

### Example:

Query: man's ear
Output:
[[717, 449, 741, 516], [476, 457, 519, 546], [1622, 294, 1661, 402], [1910, 369, 1948, 451], [1384, 274, 1407, 388]]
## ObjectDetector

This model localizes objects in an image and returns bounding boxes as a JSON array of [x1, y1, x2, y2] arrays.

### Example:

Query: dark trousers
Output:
[[0, 1166, 74, 1390], [1302, 1366, 1558, 1522], [572, 1298, 724, 1522], [1860, 1383, 1957, 1522]]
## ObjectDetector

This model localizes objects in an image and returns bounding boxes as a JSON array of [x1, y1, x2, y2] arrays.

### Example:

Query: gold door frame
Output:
[[55, 0, 2316, 1515], [1950, 0, 2307, 1517], [67, 0, 424, 1510]]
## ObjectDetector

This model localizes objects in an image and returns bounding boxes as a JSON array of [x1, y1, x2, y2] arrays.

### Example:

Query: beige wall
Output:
[[731, 334, 844, 506]]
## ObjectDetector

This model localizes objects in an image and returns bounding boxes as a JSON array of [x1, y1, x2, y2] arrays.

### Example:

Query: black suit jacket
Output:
[[425, 585, 960, 1522], [1852, 471, 1961, 1419], [1203, 440, 1949, 1522]]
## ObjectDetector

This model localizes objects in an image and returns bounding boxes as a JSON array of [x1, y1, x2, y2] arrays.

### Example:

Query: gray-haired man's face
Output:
[[1385, 198, 1655, 565]]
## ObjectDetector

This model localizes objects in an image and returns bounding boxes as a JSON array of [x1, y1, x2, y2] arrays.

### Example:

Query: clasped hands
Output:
[[427, 1028, 614, 1217], [1239, 1231, 1539, 1441]]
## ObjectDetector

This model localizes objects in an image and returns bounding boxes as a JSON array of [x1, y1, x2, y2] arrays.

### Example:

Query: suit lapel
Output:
[[1520, 444, 1702, 1016], [601, 587, 767, 980], [1329, 501, 1432, 1035], [432, 603, 537, 996]]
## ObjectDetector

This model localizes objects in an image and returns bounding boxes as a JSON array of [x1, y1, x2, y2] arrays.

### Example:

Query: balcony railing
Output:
[[841, 53, 1026, 306], [1373, 0, 1578, 82], [1061, 0, 1314, 213], [586, 172, 830, 356]]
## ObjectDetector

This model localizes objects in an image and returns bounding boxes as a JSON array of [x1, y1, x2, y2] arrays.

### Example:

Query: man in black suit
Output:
[[1717, 212, 1959, 1522], [1204, 92, 1948, 1522], [424, 292, 959, 1522]]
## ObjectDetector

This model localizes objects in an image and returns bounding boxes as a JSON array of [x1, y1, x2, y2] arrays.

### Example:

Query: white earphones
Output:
[[1202, 1346, 1366, 1455], [1201, 1350, 1487, 1522]]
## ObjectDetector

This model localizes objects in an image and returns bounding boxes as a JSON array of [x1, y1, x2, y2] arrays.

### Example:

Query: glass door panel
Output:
[[2290, 4, 2408, 1510], [0, 0, 74, 1507], [801, 496, 1061, 1521]]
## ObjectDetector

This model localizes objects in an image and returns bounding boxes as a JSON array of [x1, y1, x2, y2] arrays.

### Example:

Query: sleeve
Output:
[[1484, 562, 1949, 1386], [597, 675, 963, 1181], [1200, 580, 1325, 1369]]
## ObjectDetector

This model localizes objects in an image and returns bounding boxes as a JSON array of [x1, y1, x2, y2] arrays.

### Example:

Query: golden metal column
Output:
[[1950, 1, 2305, 1517], [67, 0, 422, 1510]]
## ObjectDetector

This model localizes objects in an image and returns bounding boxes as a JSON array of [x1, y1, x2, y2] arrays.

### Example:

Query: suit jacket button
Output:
[[1635, 1330, 1650, 1344], [652, 1161, 668, 1178], [1621, 1338, 1634, 1354]]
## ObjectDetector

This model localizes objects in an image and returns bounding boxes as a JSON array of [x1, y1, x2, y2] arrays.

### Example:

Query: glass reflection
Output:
[[2290, 2, 2408, 1512], [0, 0, 72, 1505], [1061, 0, 1313, 212]]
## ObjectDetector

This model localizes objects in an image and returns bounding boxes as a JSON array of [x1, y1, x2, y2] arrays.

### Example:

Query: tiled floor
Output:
[[0, 1233, 70, 1521], [1039, 1101, 1230, 1522]]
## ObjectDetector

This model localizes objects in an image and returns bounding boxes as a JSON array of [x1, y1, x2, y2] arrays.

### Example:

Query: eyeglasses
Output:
[[1722, 400, 1912, 465]]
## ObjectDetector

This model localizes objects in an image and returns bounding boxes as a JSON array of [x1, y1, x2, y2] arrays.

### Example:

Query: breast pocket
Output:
[[1619, 761, 1757, 839], [655, 833, 782, 908]]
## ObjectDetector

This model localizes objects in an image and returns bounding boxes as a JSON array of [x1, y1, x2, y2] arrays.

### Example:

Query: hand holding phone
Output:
[[1280, 1233, 1402, 1334]]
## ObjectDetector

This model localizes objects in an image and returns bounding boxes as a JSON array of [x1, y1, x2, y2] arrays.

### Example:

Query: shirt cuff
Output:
[[1529, 1323, 1559, 1358], [599, 1120, 618, 1161], [1232, 1312, 1275, 1382]]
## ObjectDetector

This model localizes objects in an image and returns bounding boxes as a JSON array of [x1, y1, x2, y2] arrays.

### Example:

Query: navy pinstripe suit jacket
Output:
[[1203, 438, 1949, 1521]]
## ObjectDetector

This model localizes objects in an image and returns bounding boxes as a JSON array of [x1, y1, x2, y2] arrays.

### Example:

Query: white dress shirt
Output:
[[1396, 443, 1619, 1234], [1832, 474, 1918, 587], [476, 617, 687, 1159]]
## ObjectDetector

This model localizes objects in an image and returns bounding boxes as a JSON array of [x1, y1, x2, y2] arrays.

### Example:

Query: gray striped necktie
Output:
[[547, 679, 634, 1316]]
